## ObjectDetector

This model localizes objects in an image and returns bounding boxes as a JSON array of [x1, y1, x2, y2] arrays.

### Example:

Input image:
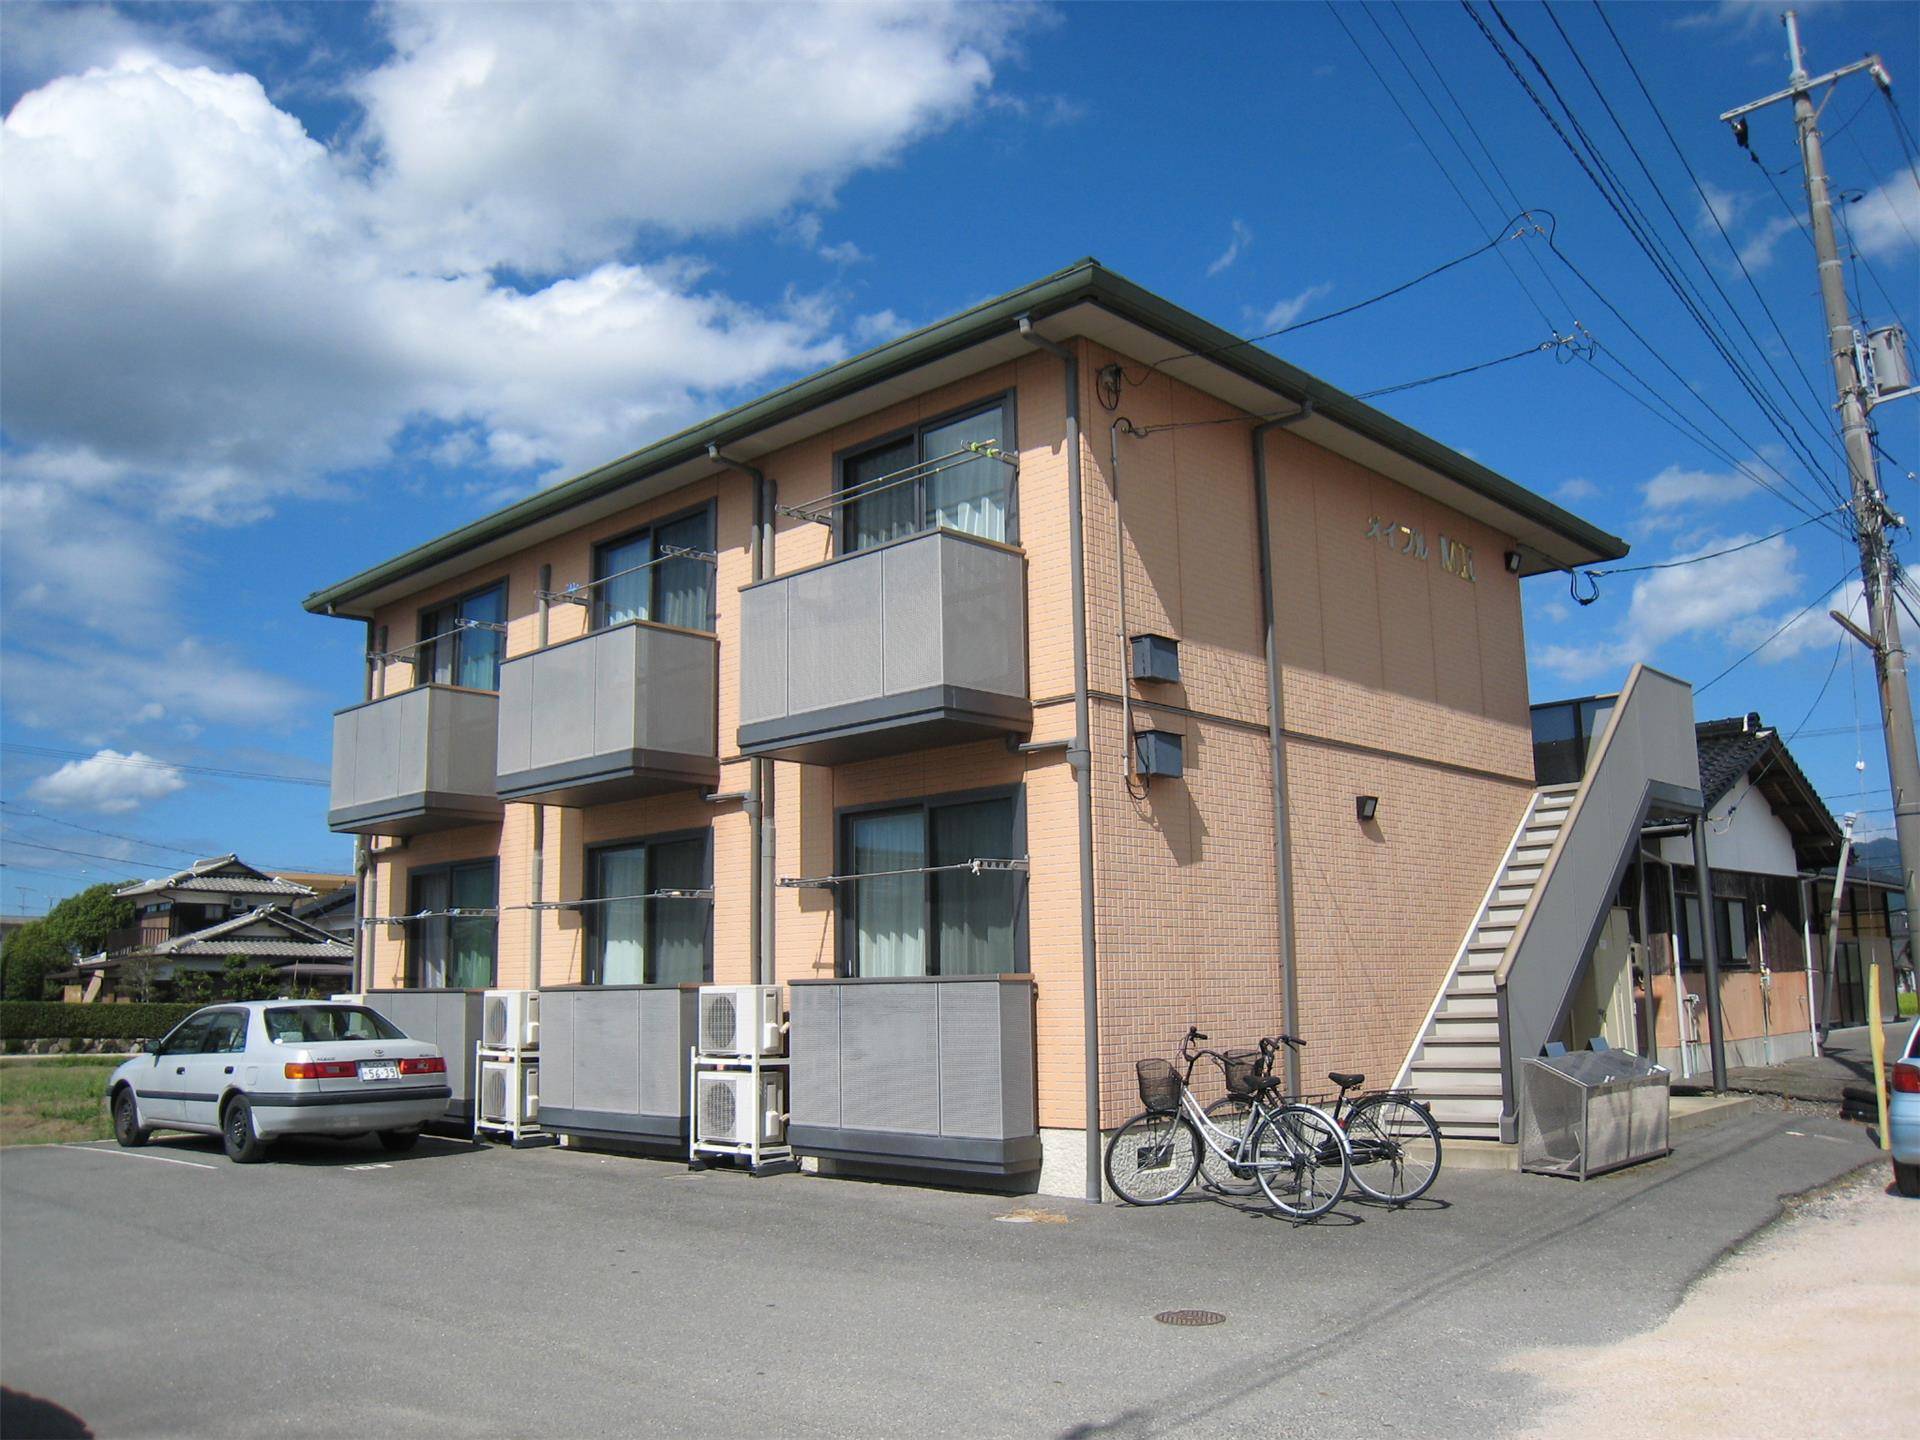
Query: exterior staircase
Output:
[[1396, 784, 1578, 1140]]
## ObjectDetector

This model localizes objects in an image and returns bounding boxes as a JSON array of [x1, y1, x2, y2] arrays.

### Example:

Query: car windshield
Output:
[[264, 1005, 405, 1045]]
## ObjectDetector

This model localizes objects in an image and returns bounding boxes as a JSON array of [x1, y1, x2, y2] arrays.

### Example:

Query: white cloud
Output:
[[1843, 172, 1920, 261], [1695, 179, 1748, 233], [1555, 478, 1601, 503], [1533, 533, 1805, 679], [1206, 220, 1253, 278], [1673, 0, 1837, 31], [1258, 281, 1335, 332], [356, 1, 1025, 273], [1642, 463, 1756, 509], [1733, 576, 1865, 662], [1738, 214, 1802, 270], [854, 310, 914, 344], [28, 749, 187, 813]]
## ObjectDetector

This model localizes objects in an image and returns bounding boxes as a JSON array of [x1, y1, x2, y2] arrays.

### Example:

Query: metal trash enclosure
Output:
[[1519, 1049, 1671, 1179]]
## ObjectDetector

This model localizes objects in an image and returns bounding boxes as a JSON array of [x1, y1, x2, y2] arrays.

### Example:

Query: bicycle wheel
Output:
[[1250, 1104, 1350, 1220], [1199, 1095, 1261, 1196], [1345, 1095, 1442, 1205], [1105, 1110, 1202, 1205]]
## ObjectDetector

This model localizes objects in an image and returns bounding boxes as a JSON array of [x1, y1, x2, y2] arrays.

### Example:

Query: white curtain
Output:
[[924, 408, 1008, 543], [846, 435, 919, 552], [596, 849, 647, 985], [851, 811, 926, 977], [598, 533, 653, 628], [409, 871, 449, 987]]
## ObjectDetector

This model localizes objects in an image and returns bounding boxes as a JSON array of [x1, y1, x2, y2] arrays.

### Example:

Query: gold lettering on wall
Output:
[[1368, 515, 1475, 580]]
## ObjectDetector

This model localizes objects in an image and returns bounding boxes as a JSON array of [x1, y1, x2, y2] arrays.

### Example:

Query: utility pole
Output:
[[1721, 13, 1920, 995]]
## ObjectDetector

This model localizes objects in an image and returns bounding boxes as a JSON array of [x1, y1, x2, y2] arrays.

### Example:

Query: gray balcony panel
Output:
[[788, 975, 1039, 1178], [328, 686, 502, 836], [495, 621, 718, 806], [739, 530, 1031, 764], [363, 989, 482, 1122], [537, 985, 697, 1146]]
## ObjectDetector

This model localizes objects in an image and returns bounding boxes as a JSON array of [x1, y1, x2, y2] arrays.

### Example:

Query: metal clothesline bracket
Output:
[[776, 857, 1030, 889], [523, 889, 716, 911], [360, 908, 500, 926], [774, 441, 1017, 528], [365, 618, 507, 666], [535, 546, 719, 607]]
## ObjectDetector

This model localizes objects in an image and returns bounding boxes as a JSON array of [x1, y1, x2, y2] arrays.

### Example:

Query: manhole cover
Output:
[[1154, 1309, 1226, 1327]]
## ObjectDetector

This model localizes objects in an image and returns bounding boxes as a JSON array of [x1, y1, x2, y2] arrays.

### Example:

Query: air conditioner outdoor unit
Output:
[[698, 985, 784, 1057], [479, 1058, 539, 1125], [483, 989, 539, 1052], [695, 1071, 785, 1147]]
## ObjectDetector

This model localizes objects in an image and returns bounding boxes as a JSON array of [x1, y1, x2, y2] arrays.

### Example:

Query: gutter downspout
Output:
[[1109, 419, 1144, 786], [709, 444, 774, 988], [1019, 316, 1102, 1204], [529, 567, 550, 993], [352, 618, 375, 993], [1693, 815, 1729, 1091], [1252, 404, 1313, 1097]]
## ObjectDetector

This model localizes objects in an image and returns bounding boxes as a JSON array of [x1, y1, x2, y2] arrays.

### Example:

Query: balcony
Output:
[[495, 620, 719, 807], [787, 974, 1040, 1177], [328, 685, 503, 836], [738, 529, 1030, 765]]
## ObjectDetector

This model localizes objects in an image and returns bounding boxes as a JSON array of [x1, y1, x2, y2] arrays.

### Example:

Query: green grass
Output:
[[1900, 991, 1918, 1019], [0, 1056, 121, 1145]]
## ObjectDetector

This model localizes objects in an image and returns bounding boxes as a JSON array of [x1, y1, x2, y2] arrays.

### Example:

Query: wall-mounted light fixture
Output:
[[1504, 550, 1524, 575], [1356, 795, 1379, 824]]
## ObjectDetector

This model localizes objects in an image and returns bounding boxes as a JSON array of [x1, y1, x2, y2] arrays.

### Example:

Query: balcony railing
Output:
[[328, 684, 503, 836], [495, 620, 719, 806], [738, 529, 1030, 764]]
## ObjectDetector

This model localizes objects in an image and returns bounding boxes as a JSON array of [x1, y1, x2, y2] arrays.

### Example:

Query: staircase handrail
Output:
[[1493, 663, 1702, 1138]]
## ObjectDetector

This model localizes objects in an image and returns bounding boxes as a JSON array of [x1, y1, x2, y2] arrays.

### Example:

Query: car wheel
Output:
[[1896, 1160, 1920, 1198], [377, 1129, 421, 1153], [111, 1089, 150, 1148], [221, 1096, 271, 1164]]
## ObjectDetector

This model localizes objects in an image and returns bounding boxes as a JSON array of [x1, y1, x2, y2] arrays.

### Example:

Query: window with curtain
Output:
[[406, 861, 497, 988], [586, 835, 711, 985], [591, 509, 714, 632], [842, 401, 1012, 555], [843, 794, 1021, 978], [420, 582, 506, 692]]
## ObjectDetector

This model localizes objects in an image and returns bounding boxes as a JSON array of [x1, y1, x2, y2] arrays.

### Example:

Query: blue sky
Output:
[[1, 0, 1916, 913]]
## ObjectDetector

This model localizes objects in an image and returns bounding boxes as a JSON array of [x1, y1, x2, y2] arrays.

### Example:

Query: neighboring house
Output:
[[1812, 864, 1909, 1027], [305, 258, 1697, 1185], [291, 882, 357, 946], [60, 856, 350, 1000]]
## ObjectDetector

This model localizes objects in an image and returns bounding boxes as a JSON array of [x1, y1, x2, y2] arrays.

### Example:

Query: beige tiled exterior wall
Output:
[[349, 332, 1541, 1138]]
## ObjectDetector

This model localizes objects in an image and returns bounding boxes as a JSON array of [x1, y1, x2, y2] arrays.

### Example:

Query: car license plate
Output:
[[359, 1062, 401, 1082]]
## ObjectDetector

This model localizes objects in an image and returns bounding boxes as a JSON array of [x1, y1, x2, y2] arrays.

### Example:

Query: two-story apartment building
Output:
[[309, 260, 1645, 1195]]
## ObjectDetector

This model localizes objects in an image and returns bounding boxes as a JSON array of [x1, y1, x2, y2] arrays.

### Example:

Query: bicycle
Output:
[[1319, 1070, 1442, 1206], [1105, 1028, 1351, 1219]]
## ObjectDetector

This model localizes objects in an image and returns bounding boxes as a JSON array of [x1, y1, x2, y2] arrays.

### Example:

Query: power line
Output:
[[1466, 0, 1851, 519], [1590, 1, 1839, 444], [1353, 339, 1564, 398], [1694, 570, 1854, 695], [0, 838, 174, 874], [0, 800, 209, 861], [0, 744, 328, 789], [1584, 505, 1846, 578]]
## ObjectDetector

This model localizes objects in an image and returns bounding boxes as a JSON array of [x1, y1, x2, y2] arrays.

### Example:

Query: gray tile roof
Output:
[[1695, 715, 1842, 869], [117, 854, 315, 901]]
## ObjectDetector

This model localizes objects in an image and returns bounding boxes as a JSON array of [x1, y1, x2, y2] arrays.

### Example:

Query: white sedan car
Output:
[[107, 1001, 451, 1163]]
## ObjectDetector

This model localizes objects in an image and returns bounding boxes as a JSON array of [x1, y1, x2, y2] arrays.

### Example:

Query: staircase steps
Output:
[[1397, 785, 1578, 1141]]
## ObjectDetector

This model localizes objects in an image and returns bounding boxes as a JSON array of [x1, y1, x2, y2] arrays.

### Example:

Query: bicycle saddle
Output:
[[1329, 1071, 1365, 1089]]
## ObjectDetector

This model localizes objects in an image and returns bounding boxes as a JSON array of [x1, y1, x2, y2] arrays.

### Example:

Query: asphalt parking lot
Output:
[[0, 1107, 1893, 1440]]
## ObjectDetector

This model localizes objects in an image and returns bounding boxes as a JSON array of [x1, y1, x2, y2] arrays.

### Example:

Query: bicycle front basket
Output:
[[1222, 1049, 1266, 1098], [1136, 1058, 1183, 1114]]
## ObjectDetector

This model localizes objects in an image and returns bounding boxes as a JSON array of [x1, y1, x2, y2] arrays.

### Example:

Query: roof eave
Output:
[[305, 259, 1625, 617]]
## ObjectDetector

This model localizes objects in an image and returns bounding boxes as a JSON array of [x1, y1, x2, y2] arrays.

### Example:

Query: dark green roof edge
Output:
[[305, 258, 1626, 615]]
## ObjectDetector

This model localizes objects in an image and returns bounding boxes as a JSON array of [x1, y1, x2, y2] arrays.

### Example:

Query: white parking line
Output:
[[56, 1143, 215, 1169], [1784, 1131, 1857, 1145]]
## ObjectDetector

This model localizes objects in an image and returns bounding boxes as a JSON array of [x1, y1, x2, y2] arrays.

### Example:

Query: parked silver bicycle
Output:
[[1105, 1028, 1351, 1219]]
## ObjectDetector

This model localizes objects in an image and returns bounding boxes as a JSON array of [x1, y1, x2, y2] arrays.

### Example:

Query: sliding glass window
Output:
[[585, 834, 711, 985], [405, 860, 497, 988], [420, 582, 506, 692], [841, 792, 1023, 978], [592, 508, 714, 633], [842, 400, 1013, 554]]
